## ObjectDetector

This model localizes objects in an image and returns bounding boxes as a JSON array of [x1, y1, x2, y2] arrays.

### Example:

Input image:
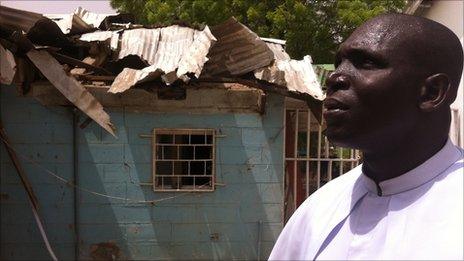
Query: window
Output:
[[152, 129, 215, 192]]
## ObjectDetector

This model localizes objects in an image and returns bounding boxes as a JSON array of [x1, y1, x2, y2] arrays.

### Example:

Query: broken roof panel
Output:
[[265, 41, 291, 61], [74, 7, 115, 29], [79, 30, 120, 50], [110, 25, 216, 93], [203, 17, 274, 77], [118, 28, 161, 64], [254, 55, 324, 100], [1, 5, 325, 134], [26, 49, 116, 136], [177, 26, 217, 79], [45, 13, 93, 35]]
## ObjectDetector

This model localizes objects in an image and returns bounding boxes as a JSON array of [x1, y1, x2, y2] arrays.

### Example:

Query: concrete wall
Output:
[[0, 84, 284, 260]]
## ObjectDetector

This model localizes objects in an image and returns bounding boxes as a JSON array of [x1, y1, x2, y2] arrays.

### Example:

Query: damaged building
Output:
[[0, 6, 359, 260]]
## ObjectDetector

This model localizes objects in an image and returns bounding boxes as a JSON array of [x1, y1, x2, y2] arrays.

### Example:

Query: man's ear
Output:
[[418, 73, 451, 112]]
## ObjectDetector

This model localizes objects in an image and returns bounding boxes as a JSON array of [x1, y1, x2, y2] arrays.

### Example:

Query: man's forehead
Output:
[[339, 20, 404, 54]]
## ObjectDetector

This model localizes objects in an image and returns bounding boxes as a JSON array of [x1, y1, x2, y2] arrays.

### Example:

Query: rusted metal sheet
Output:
[[110, 26, 216, 93], [0, 44, 16, 84], [203, 17, 274, 76], [26, 49, 116, 136], [0, 5, 44, 33], [254, 55, 325, 100]]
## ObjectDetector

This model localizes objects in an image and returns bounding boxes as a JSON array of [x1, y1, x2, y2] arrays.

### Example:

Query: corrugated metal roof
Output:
[[110, 25, 216, 93], [176, 27, 216, 78], [44, 13, 93, 34], [44, 7, 122, 35], [203, 17, 274, 76], [73, 7, 115, 28], [1, 5, 326, 135], [0, 5, 44, 33], [254, 55, 324, 100], [265, 42, 291, 61], [79, 30, 120, 50]]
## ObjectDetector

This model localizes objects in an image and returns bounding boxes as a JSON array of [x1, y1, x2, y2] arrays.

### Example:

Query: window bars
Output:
[[284, 109, 361, 220], [152, 129, 215, 192]]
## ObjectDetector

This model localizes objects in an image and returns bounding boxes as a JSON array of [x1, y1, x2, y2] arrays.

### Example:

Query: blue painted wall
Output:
[[0, 85, 284, 260]]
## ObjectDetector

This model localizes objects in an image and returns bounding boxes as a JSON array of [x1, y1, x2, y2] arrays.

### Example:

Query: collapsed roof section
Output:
[[0, 6, 325, 136]]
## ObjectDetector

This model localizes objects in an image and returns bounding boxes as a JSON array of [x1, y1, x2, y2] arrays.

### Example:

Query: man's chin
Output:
[[325, 126, 358, 149]]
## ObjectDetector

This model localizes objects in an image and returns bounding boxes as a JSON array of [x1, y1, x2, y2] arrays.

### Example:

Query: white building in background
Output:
[[405, 0, 464, 147]]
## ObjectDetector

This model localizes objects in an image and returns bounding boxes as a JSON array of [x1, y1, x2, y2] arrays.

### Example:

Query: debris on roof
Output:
[[26, 49, 116, 136], [0, 6, 326, 135], [254, 56, 324, 100], [203, 17, 274, 77], [110, 25, 216, 93]]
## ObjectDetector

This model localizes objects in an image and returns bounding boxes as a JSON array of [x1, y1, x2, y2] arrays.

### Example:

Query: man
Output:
[[269, 13, 463, 260]]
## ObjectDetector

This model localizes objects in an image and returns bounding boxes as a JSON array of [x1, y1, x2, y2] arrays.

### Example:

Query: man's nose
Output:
[[326, 71, 350, 95]]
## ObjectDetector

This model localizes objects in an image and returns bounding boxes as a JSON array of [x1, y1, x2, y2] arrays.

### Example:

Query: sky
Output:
[[1, 0, 117, 14]]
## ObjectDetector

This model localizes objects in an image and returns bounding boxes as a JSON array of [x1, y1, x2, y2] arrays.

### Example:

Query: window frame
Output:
[[152, 128, 216, 192]]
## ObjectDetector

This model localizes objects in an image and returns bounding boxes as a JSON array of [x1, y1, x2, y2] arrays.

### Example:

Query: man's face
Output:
[[323, 20, 424, 151]]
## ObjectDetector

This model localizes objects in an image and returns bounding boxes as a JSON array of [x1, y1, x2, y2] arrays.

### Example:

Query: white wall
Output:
[[421, 0, 464, 147], [421, 0, 463, 38]]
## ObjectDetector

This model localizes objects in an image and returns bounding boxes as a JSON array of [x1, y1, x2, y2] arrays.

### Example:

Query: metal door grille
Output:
[[284, 108, 361, 222]]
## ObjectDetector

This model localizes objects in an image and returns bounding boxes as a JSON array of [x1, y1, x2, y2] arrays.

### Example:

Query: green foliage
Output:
[[110, 0, 406, 63]]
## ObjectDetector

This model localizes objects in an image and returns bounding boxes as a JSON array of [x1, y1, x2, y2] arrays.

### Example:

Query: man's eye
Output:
[[362, 59, 376, 68], [357, 58, 378, 69]]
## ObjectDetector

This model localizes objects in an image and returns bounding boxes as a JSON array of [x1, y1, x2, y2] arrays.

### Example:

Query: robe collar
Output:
[[361, 139, 463, 196]]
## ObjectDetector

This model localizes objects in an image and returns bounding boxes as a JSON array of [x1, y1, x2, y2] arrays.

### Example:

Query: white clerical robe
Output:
[[269, 139, 463, 260]]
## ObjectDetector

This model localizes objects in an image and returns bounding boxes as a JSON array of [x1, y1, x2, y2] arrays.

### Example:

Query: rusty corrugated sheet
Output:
[[26, 49, 116, 136], [0, 5, 44, 33], [203, 17, 274, 76], [109, 25, 216, 93], [0, 44, 16, 84], [254, 55, 324, 100]]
